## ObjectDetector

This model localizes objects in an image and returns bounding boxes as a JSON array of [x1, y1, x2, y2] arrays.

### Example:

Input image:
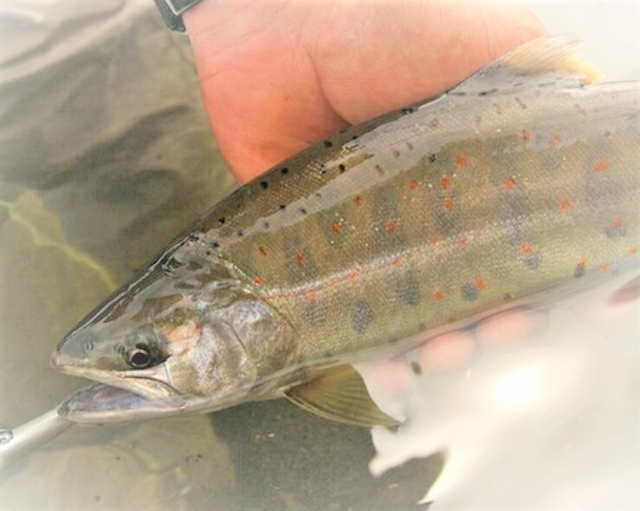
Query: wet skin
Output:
[[182, 0, 548, 366]]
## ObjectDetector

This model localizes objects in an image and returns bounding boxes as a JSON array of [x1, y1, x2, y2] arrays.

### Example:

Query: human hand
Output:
[[183, 0, 546, 183]]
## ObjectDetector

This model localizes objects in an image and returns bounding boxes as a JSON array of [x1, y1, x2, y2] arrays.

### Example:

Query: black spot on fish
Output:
[[280, 167, 289, 175], [396, 270, 421, 305], [299, 208, 308, 215], [515, 97, 527, 109], [574, 265, 586, 278], [260, 181, 268, 189], [351, 300, 375, 334], [605, 226, 626, 239], [212, 241, 220, 249], [187, 232, 199, 242], [479, 88, 498, 96], [263, 221, 270, 229], [304, 297, 328, 328], [428, 153, 437, 163], [279, 204, 286, 210], [448, 91, 466, 96], [237, 231, 243, 237], [461, 283, 479, 301], [523, 254, 542, 270], [410, 361, 422, 375], [504, 292, 515, 301], [338, 164, 346, 173], [401, 107, 415, 114], [217, 217, 226, 225], [324, 140, 333, 148], [351, 134, 359, 141]]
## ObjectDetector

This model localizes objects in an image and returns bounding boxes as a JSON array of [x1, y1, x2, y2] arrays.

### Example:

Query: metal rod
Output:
[[0, 408, 72, 471]]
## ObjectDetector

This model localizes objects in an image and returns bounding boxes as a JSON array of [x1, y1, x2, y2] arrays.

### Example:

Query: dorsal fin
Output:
[[449, 35, 604, 97]]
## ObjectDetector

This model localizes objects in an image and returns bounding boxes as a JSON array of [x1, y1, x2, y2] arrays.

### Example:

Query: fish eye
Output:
[[126, 345, 153, 369]]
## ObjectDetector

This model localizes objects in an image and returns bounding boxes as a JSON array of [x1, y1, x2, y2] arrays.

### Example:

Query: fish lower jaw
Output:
[[54, 366, 179, 401]]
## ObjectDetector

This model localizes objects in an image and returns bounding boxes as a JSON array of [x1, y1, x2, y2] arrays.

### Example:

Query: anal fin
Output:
[[284, 365, 400, 428]]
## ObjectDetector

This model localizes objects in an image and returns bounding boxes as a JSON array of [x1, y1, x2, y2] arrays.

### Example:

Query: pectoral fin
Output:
[[284, 365, 399, 428]]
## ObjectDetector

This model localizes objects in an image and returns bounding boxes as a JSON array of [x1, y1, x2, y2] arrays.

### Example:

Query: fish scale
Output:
[[52, 36, 640, 426], [201, 85, 639, 363]]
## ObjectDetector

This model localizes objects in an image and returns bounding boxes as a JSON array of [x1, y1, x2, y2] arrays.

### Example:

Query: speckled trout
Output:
[[52, 36, 640, 426]]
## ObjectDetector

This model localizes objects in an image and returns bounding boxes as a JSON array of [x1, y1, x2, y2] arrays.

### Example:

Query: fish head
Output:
[[51, 249, 296, 421]]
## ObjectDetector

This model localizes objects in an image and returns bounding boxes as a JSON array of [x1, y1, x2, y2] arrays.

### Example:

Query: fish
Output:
[[51, 36, 640, 427]]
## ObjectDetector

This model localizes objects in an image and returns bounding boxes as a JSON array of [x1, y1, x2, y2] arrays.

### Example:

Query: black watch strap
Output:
[[154, 0, 204, 32]]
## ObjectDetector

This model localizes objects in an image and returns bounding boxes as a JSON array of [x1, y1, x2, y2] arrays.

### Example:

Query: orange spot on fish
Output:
[[391, 257, 403, 267], [444, 197, 456, 211], [432, 236, 444, 247], [376, 164, 386, 177], [558, 199, 572, 212], [599, 263, 611, 273], [613, 217, 623, 228], [458, 237, 469, 246], [504, 176, 516, 191], [630, 246, 638, 255], [295, 253, 306, 269], [576, 257, 588, 269], [549, 132, 561, 148], [522, 128, 532, 142], [456, 154, 469, 168], [593, 158, 611, 172], [307, 289, 318, 302], [475, 279, 489, 290], [345, 266, 361, 285], [521, 243, 534, 256], [258, 246, 268, 256], [386, 220, 398, 233], [441, 175, 453, 189], [433, 288, 445, 301], [253, 276, 263, 287], [331, 222, 342, 234], [409, 180, 420, 191]]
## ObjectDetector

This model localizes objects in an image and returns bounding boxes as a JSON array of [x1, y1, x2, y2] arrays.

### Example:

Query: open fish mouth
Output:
[[58, 383, 189, 423]]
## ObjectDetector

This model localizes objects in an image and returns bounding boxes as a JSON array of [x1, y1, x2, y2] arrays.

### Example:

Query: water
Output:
[[0, 1, 638, 510]]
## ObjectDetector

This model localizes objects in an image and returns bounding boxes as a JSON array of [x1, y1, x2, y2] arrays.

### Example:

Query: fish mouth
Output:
[[51, 351, 182, 402], [58, 383, 189, 423]]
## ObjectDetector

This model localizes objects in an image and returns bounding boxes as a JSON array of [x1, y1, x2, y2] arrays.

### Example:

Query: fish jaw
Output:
[[51, 349, 181, 401], [57, 383, 189, 423]]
